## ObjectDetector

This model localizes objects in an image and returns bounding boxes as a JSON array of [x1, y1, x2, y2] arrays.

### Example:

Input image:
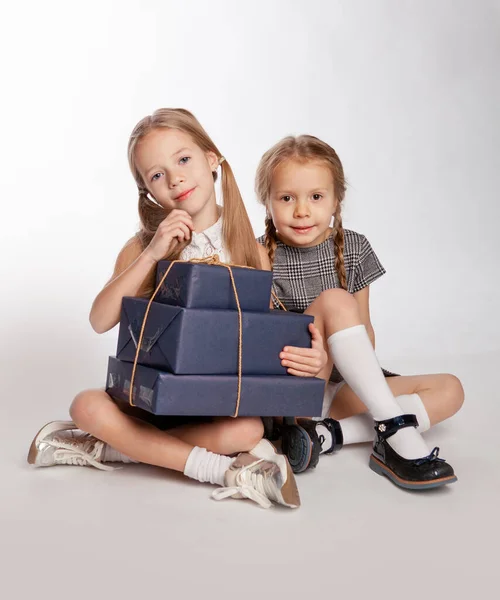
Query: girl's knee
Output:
[[319, 288, 357, 314], [313, 289, 359, 326], [217, 417, 264, 453], [69, 389, 110, 431], [441, 374, 465, 417], [241, 417, 265, 448], [317, 288, 353, 308]]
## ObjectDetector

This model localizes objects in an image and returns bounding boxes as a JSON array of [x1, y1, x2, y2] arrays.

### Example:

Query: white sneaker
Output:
[[27, 421, 114, 470], [212, 439, 301, 509]]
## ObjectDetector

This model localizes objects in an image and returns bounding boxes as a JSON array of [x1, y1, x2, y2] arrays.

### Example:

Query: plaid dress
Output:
[[257, 229, 385, 312], [257, 229, 397, 382]]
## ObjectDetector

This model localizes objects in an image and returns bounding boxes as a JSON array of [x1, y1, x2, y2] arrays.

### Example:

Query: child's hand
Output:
[[144, 210, 194, 263], [279, 323, 328, 377]]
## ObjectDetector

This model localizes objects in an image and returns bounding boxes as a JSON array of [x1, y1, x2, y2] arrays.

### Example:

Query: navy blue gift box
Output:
[[106, 356, 324, 417], [116, 297, 314, 375], [106, 258, 325, 418], [154, 261, 273, 312]]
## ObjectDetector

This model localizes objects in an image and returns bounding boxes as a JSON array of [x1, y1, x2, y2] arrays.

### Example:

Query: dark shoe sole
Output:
[[281, 425, 316, 474], [369, 455, 458, 490]]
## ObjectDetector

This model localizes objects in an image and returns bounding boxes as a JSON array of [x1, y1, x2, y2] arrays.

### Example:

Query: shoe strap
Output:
[[322, 418, 343, 453], [374, 414, 419, 440]]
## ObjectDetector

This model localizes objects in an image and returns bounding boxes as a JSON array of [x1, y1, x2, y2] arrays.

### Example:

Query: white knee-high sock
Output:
[[183, 447, 235, 486], [327, 326, 430, 459], [396, 393, 431, 431]]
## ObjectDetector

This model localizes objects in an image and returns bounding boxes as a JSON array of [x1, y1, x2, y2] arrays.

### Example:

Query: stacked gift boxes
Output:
[[106, 260, 324, 417]]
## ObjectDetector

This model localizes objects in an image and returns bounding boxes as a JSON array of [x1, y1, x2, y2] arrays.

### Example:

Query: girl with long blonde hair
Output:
[[26, 109, 305, 510]]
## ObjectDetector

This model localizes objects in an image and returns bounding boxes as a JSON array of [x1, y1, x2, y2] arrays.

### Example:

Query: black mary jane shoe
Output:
[[316, 418, 344, 455], [280, 417, 344, 474], [369, 414, 457, 490]]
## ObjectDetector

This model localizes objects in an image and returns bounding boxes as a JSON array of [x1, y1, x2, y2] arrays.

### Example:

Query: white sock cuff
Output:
[[327, 324, 367, 345], [184, 446, 234, 486], [396, 393, 431, 432], [183, 446, 205, 479]]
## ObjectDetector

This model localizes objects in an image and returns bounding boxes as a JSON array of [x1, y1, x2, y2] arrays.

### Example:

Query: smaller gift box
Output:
[[154, 261, 273, 312]]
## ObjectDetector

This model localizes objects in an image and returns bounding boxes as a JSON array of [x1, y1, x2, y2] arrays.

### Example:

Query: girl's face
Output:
[[269, 159, 337, 248], [135, 128, 219, 218]]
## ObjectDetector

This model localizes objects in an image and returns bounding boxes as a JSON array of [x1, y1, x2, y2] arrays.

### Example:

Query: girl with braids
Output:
[[26, 109, 304, 510], [256, 135, 464, 489]]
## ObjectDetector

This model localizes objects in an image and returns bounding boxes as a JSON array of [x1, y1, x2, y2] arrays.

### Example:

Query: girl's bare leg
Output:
[[29, 391, 300, 508], [331, 373, 464, 425], [69, 389, 264, 472], [301, 289, 464, 427]]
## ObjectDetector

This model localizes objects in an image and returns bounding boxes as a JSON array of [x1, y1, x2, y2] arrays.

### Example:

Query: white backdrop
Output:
[[1, 0, 499, 403]]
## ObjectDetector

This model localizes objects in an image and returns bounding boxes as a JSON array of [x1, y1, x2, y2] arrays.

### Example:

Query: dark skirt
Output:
[[111, 396, 214, 431]]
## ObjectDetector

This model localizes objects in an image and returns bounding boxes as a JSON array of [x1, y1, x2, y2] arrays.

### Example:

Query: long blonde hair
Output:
[[128, 108, 261, 294], [255, 135, 348, 290]]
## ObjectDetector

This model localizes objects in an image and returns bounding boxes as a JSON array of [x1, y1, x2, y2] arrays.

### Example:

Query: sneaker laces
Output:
[[44, 433, 115, 471], [212, 459, 281, 509]]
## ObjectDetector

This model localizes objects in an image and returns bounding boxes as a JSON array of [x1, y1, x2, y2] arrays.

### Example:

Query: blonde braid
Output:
[[332, 203, 347, 290], [264, 216, 279, 267]]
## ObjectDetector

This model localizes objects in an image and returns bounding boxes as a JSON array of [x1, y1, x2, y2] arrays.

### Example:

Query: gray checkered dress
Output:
[[257, 229, 397, 381]]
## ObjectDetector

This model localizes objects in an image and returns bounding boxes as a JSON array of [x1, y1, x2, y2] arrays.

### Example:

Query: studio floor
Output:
[[1, 352, 498, 600]]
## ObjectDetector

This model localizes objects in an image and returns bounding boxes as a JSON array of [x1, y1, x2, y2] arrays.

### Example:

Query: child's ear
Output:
[[207, 151, 219, 172]]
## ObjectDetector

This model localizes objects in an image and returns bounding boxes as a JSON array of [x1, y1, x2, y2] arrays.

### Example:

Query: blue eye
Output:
[[179, 156, 190, 164], [312, 193, 322, 200], [151, 173, 163, 182]]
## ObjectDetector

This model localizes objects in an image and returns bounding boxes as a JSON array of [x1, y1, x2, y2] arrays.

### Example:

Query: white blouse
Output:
[[180, 212, 230, 263]]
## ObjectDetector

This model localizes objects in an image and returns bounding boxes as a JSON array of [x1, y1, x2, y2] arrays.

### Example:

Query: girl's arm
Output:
[[90, 209, 195, 334], [89, 237, 156, 334], [352, 286, 376, 348]]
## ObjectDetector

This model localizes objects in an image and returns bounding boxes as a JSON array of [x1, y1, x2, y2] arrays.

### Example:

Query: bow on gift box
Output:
[[129, 254, 285, 417]]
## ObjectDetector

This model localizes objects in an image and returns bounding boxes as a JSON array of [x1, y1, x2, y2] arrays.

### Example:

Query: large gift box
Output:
[[154, 261, 273, 312], [106, 356, 324, 417], [116, 297, 314, 375]]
